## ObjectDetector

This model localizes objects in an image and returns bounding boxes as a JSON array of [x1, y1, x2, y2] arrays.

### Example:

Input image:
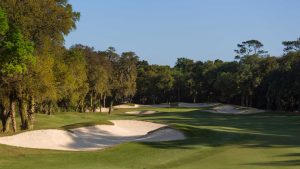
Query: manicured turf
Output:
[[0, 108, 300, 169]]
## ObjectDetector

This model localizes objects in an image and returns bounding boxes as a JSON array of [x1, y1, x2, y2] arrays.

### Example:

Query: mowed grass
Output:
[[1, 108, 300, 169]]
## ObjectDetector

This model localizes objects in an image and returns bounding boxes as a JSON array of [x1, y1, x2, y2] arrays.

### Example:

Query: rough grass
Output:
[[0, 108, 300, 169]]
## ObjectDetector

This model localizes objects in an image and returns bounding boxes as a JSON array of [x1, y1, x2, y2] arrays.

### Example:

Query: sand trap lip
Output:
[[113, 103, 220, 109], [177, 102, 221, 108], [113, 104, 142, 109], [85, 107, 110, 113], [125, 110, 158, 115], [0, 120, 185, 151], [205, 105, 265, 114], [139, 102, 220, 108]]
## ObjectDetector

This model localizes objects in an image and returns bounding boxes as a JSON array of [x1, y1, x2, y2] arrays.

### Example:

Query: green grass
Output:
[[1, 108, 300, 169]]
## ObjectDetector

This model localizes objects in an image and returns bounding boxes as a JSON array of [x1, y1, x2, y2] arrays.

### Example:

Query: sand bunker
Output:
[[113, 104, 142, 109], [85, 107, 110, 113], [125, 110, 158, 115], [0, 120, 185, 151], [144, 102, 220, 108], [177, 102, 220, 108], [206, 105, 265, 114], [113, 103, 220, 109]]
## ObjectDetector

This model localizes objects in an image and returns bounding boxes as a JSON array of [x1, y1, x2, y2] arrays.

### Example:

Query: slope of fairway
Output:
[[0, 108, 300, 169]]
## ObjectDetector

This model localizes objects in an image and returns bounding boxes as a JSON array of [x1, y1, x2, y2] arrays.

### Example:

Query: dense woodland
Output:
[[0, 0, 300, 133]]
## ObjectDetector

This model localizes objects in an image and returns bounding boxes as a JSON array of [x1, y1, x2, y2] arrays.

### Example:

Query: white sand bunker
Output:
[[177, 102, 220, 108], [125, 110, 158, 115], [113, 103, 220, 108], [142, 102, 220, 108], [0, 120, 185, 151], [206, 105, 265, 114], [113, 104, 142, 109], [85, 107, 110, 113]]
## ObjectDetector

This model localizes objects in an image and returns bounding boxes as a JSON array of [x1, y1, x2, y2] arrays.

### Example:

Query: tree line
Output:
[[0, 0, 140, 133], [134, 39, 300, 113], [0, 0, 300, 133]]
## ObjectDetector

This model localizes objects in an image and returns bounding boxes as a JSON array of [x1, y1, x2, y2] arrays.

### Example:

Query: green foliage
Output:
[[118, 52, 138, 97], [0, 28, 34, 76], [108, 49, 138, 103], [133, 40, 299, 111], [0, 0, 80, 48], [282, 37, 300, 53], [71, 45, 112, 110], [28, 55, 57, 102], [264, 52, 300, 110], [214, 72, 238, 102], [135, 65, 174, 104], [234, 39, 268, 59], [54, 48, 88, 110], [0, 8, 8, 35]]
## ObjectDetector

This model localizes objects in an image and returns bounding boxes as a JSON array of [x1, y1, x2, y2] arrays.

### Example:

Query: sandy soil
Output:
[[177, 102, 220, 108], [205, 105, 265, 114], [133, 103, 220, 108], [113, 102, 220, 109], [125, 110, 158, 115], [0, 120, 185, 151], [113, 104, 142, 109], [85, 107, 110, 113]]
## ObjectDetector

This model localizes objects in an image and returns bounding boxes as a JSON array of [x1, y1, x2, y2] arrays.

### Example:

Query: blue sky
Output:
[[65, 0, 300, 65]]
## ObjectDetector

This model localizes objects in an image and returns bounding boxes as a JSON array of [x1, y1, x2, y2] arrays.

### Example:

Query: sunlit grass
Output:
[[0, 108, 300, 169]]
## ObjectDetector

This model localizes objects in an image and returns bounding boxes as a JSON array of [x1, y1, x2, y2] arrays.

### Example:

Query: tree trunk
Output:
[[241, 95, 244, 106], [129, 96, 132, 103], [28, 97, 35, 125], [63, 101, 68, 112], [90, 91, 94, 112], [75, 102, 80, 112], [99, 98, 102, 113], [177, 87, 180, 103], [92, 100, 96, 112], [276, 97, 282, 110], [266, 96, 271, 110], [10, 100, 17, 132], [109, 99, 114, 114], [249, 95, 253, 107], [103, 94, 106, 108], [0, 105, 5, 130], [80, 100, 85, 113], [41, 103, 47, 114], [47, 102, 52, 115], [4, 115, 11, 132], [18, 99, 29, 130], [0, 105, 9, 132]]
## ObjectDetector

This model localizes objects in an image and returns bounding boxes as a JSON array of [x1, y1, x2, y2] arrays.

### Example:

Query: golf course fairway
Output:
[[0, 107, 299, 169]]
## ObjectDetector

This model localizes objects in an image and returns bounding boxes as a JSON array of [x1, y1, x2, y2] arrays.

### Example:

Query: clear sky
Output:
[[65, 0, 300, 65]]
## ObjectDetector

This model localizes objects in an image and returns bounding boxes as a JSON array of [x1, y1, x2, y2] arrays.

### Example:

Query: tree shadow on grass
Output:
[[244, 160, 300, 167], [120, 109, 300, 158], [277, 153, 300, 157], [245, 153, 300, 167]]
